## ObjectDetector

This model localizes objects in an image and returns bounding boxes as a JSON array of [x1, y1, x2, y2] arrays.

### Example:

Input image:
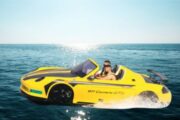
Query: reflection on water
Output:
[[64, 108, 90, 120], [70, 110, 88, 120], [56, 43, 100, 66], [60, 43, 99, 52]]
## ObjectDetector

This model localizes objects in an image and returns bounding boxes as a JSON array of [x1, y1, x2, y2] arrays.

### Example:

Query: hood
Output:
[[23, 68, 77, 80]]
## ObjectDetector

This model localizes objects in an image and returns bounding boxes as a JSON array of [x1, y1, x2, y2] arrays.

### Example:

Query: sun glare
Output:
[[61, 43, 99, 51]]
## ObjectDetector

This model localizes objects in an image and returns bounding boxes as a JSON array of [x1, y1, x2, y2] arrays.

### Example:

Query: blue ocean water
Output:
[[0, 44, 180, 120]]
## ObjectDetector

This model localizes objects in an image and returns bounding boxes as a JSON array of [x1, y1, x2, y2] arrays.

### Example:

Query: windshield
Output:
[[71, 60, 97, 77]]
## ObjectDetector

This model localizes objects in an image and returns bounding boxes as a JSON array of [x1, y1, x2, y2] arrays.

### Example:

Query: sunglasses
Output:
[[104, 65, 111, 67]]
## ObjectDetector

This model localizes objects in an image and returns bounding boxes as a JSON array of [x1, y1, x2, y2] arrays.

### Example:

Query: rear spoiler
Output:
[[147, 69, 168, 83]]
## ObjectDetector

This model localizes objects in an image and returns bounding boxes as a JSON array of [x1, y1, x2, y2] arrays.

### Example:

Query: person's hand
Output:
[[94, 72, 100, 78]]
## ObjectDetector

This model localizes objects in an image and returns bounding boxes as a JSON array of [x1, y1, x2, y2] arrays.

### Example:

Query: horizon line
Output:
[[0, 42, 180, 45]]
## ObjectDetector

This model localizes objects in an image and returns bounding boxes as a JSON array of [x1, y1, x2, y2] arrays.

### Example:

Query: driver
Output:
[[95, 60, 116, 80]]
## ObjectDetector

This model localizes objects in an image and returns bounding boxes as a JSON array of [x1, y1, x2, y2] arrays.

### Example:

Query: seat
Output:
[[114, 65, 124, 80], [112, 64, 118, 73]]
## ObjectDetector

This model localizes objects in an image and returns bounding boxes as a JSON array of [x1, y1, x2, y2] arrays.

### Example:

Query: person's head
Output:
[[103, 60, 112, 73], [104, 60, 111, 66], [104, 64, 112, 73], [101, 60, 112, 75]]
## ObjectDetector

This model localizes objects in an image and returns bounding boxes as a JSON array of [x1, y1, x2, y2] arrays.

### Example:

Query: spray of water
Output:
[[64, 96, 170, 120], [66, 110, 89, 120], [83, 96, 170, 109]]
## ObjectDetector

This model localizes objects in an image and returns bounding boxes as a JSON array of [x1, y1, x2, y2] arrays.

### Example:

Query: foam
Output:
[[83, 96, 170, 109]]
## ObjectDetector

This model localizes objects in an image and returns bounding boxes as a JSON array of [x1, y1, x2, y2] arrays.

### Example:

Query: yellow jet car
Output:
[[20, 59, 172, 106]]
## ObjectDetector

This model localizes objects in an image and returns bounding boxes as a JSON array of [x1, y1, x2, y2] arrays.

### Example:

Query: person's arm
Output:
[[98, 75, 115, 80], [111, 75, 116, 80], [98, 76, 109, 80], [94, 70, 102, 79]]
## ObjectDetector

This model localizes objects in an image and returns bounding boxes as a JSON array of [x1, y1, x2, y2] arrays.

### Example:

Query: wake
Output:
[[83, 96, 170, 109]]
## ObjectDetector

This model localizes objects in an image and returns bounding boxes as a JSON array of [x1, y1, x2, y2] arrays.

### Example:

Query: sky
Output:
[[0, 0, 180, 44]]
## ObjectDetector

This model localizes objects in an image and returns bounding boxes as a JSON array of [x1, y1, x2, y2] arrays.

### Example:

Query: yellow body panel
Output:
[[20, 59, 172, 105]]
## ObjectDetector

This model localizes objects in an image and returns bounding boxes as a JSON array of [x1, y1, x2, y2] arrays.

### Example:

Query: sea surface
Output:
[[0, 44, 180, 120]]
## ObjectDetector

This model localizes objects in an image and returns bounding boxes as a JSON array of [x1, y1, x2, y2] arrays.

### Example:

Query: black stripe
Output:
[[23, 73, 77, 80], [28, 68, 70, 75], [44, 80, 134, 95], [69, 81, 134, 87]]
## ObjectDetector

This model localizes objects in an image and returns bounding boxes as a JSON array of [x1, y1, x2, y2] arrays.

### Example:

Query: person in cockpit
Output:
[[95, 60, 116, 80]]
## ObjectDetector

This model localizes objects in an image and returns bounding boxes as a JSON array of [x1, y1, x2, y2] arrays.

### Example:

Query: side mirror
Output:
[[88, 76, 95, 81]]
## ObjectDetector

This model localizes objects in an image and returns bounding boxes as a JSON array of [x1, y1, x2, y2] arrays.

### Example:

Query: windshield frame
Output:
[[71, 60, 97, 77]]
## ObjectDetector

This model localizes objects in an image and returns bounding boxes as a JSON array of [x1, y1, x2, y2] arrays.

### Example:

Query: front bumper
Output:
[[21, 90, 48, 104]]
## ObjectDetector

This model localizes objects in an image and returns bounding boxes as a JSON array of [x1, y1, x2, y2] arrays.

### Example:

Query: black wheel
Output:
[[48, 85, 73, 104], [139, 91, 158, 103]]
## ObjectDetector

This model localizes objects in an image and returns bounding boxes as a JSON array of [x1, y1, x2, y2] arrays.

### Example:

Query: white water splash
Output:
[[66, 96, 170, 120], [77, 110, 86, 116], [84, 96, 170, 109], [70, 110, 88, 120]]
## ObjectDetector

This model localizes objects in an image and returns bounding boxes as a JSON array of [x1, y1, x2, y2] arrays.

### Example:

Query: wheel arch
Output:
[[46, 82, 74, 98]]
